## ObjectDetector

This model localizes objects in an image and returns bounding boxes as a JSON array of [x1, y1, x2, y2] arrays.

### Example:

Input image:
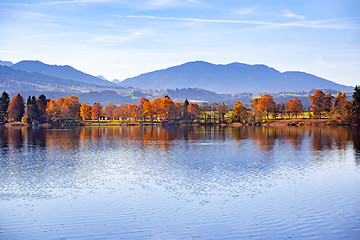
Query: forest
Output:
[[0, 86, 359, 126]]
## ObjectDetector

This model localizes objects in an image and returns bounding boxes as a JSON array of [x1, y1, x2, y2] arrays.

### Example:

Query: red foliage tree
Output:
[[7, 94, 25, 122], [92, 103, 103, 120]]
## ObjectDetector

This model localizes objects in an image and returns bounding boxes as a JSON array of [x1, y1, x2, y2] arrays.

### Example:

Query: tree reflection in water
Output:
[[0, 125, 359, 161]]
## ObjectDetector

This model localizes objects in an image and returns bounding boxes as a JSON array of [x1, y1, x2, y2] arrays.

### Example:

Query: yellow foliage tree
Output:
[[80, 103, 92, 120]]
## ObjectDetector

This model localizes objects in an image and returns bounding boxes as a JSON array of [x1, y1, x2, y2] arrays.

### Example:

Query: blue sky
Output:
[[0, 0, 359, 86]]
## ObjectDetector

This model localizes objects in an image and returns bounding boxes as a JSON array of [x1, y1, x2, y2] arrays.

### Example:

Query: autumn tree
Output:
[[232, 100, 248, 123], [324, 93, 334, 117], [331, 92, 353, 124], [114, 103, 130, 121], [188, 103, 200, 123], [7, 94, 25, 122], [152, 98, 162, 121], [200, 102, 210, 124], [135, 97, 148, 121], [257, 94, 276, 119], [333, 92, 347, 119], [46, 98, 64, 122], [160, 96, 176, 120], [80, 103, 92, 120], [285, 97, 303, 118], [249, 98, 260, 122], [308, 90, 334, 118], [61, 95, 81, 121], [217, 102, 228, 123], [137, 97, 148, 109], [128, 103, 138, 121], [276, 101, 286, 119], [0, 91, 10, 122], [143, 100, 155, 122], [92, 103, 103, 120], [104, 103, 117, 120]]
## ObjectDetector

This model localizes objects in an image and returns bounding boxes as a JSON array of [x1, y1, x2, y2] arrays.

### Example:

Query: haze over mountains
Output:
[[11, 60, 115, 86], [120, 61, 353, 93], [0, 59, 354, 105]]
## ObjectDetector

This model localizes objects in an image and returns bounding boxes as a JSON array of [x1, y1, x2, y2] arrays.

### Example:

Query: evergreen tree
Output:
[[37, 94, 47, 123], [182, 99, 189, 120], [0, 91, 10, 122], [26, 96, 40, 122], [38, 94, 47, 106], [353, 85, 360, 123]]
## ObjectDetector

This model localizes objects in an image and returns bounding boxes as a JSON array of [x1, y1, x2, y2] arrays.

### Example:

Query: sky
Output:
[[0, 0, 359, 86]]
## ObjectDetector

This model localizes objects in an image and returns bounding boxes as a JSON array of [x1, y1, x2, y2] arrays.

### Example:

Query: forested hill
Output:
[[0, 59, 355, 106], [0, 60, 13, 67], [119, 61, 353, 93], [11, 60, 115, 86]]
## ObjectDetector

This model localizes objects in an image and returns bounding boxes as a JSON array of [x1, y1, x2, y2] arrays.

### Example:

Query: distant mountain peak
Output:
[[97, 75, 108, 81], [0, 60, 14, 67], [112, 79, 122, 84], [119, 61, 352, 93], [11, 60, 114, 86]]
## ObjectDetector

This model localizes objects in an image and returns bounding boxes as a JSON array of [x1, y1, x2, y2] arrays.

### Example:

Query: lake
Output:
[[0, 126, 360, 239]]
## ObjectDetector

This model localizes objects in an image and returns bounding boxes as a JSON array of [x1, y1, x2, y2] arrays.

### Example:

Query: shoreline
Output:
[[2, 119, 358, 128]]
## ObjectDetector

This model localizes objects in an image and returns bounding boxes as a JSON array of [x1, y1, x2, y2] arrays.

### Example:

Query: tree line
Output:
[[0, 86, 359, 125]]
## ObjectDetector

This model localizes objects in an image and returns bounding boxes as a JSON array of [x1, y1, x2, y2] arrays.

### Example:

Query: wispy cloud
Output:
[[87, 32, 144, 44], [232, 7, 256, 15], [117, 15, 359, 30], [0, 0, 111, 6], [0, 2, 31, 6], [7, 10, 45, 19], [282, 9, 305, 20], [137, 0, 199, 9], [46, 0, 112, 5]]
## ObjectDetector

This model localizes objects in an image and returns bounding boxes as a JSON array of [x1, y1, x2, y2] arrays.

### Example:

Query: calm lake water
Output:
[[0, 126, 360, 239]]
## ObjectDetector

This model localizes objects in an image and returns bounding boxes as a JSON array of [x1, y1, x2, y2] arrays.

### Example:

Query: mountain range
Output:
[[0, 60, 354, 106], [120, 61, 353, 93], [11, 60, 114, 86]]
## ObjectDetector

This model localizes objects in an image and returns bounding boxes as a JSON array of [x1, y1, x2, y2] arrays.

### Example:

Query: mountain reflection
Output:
[[1, 125, 359, 201]]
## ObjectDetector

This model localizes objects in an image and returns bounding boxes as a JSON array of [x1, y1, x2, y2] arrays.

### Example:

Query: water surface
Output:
[[1, 126, 360, 239]]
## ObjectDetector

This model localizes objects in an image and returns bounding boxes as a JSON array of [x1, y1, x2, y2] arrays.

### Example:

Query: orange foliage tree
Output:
[[122, 104, 130, 121], [333, 92, 352, 123], [80, 103, 92, 120], [104, 103, 117, 120], [114, 103, 130, 121], [160, 96, 177, 120], [7, 94, 25, 122], [188, 102, 200, 123], [308, 90, 334, 118], [143, 100, 155, 122], [232, 100, 247, 123], [257, 94, 276, 119], [285, 97, 303, 118], [152, 98, 162, 120], [46, 99, 63, 122], [249, 98, 261, 122], [61, 95, 81, 121], [128, 103, 138, 121], [92, 103, 103, 120]]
